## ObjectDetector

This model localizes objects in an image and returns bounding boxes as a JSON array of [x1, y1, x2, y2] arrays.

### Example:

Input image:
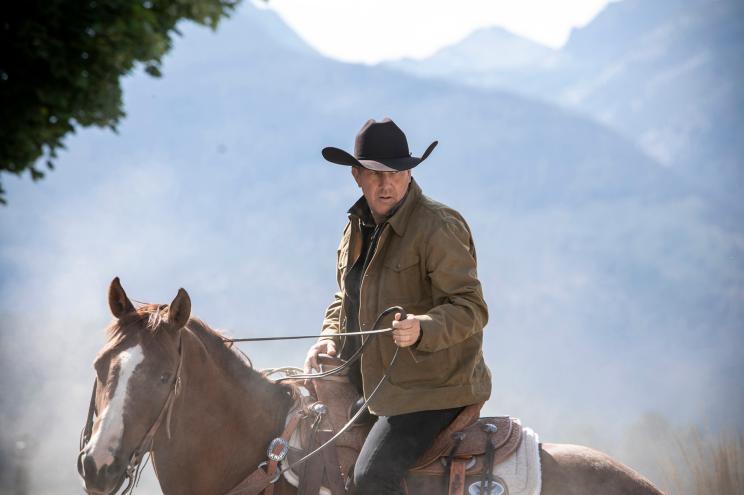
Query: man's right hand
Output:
[[304, 339, 337, 374]]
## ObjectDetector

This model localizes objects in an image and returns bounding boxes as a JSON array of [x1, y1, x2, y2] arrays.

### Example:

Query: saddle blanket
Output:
[[280, 424, 541, 495], [484, 425, 541, 495]]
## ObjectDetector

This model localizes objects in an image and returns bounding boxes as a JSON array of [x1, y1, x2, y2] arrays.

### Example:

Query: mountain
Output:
[[385, 26, 562, 88], [1, 1, 742, 493], [385, 0, 744, 208]]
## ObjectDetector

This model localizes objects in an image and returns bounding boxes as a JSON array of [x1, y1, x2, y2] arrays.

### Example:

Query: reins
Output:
[[222, 307, 405, 384], [79, 306, 407, 495], [223, 305, 406, 495], [225, 327, 395, 342], [261, 307, 405, 481]]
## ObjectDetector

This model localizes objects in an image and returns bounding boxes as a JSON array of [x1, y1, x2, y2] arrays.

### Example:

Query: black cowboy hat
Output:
[[322, 118, 438, 172]]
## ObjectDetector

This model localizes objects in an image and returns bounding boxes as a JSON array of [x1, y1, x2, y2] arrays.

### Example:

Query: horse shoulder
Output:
[[539, 443, 665, 495]]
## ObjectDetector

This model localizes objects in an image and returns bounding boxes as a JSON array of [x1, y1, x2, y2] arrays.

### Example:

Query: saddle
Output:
[[281, 356, 522, 495]]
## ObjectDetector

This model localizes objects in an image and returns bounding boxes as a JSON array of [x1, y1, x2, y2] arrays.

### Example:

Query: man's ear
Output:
[[351, 166, 361, 187]]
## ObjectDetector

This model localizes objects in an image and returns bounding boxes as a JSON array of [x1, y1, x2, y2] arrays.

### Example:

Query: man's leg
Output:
[[353, 407, 462, 495]]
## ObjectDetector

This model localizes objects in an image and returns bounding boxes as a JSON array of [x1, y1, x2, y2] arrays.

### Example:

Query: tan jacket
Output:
[[321, 179, 491, 416]]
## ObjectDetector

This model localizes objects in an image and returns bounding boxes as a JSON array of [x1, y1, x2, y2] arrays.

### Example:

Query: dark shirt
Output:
[[341, 190, 408, 392]]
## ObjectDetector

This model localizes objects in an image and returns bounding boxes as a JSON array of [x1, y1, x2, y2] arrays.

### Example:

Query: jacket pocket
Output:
[[380, 254, 424, 306], [384, 254, 420, 272], [388, 345, 467, 389]]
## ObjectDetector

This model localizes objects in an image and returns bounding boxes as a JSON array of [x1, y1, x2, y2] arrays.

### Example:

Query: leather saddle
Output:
[[284, 356, 522, 495]]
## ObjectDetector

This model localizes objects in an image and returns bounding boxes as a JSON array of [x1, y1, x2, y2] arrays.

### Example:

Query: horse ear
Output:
[[168, 288, 191, 330], [109, 277, 135, 318]]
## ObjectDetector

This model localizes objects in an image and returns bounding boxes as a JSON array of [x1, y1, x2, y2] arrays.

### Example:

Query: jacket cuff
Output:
[[320, 328, 341, 346], [407, 315, 434, 363]]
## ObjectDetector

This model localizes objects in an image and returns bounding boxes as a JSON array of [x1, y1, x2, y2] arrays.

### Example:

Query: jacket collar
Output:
[[347, 178, 422, 237]]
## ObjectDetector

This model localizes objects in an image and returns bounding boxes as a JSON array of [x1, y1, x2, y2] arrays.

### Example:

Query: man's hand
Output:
[[392, 313, 421, 348], [304, 339, 337, 373]]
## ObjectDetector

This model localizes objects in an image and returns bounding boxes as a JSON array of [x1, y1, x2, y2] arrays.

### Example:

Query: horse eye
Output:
[[159, 373, 171, 384]]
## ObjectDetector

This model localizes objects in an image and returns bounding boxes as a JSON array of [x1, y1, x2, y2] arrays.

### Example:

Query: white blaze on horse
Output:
[[77, 278, 664, 495]]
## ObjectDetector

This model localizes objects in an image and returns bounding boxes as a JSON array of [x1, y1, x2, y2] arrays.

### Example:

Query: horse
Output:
[[77, 278, 664, 495]]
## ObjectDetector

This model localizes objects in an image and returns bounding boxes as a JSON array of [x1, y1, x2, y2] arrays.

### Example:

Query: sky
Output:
[[260, 0, 617, 64]]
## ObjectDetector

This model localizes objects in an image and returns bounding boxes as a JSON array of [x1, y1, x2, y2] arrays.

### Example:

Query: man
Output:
[[304, 118, 491, 494]]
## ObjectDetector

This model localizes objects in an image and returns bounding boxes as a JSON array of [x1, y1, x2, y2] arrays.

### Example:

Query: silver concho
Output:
[[481, 423, 498, 434], [266, 437, 289, 462], [467, 480, 505, 495], [312, 402, 328, 416]]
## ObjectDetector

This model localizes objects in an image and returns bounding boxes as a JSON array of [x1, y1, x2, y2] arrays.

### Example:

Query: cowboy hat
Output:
[[322, 118, 438, 172]]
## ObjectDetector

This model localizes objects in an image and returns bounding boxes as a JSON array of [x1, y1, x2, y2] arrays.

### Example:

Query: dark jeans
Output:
[[352, 407, 463, 495]]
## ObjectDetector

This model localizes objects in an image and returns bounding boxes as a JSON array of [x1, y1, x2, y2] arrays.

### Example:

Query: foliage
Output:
[[0, 0, 242, 204]]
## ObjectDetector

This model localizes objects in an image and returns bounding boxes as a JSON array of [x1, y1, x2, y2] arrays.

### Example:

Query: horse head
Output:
[[77, 277, 191, 494]]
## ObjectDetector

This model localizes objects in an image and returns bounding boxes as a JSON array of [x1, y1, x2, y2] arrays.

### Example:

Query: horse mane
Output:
[[99, 303, 298, 413], [98, 303, 167, 360]]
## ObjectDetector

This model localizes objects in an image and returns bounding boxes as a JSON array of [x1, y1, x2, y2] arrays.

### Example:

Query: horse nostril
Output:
[[80, 454, 97, 479]]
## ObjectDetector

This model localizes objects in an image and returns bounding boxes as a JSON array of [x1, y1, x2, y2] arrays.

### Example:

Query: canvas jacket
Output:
[[320, 178, 491, 416]]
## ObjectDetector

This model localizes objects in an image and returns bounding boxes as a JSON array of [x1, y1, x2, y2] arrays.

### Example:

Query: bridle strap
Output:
[[121, 347, 185, 494], [78, 337, 186, 495], [79, 378, 98, 450]]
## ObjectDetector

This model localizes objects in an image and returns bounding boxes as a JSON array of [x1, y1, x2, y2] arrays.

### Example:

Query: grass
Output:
[[663, 429, 744, 495]]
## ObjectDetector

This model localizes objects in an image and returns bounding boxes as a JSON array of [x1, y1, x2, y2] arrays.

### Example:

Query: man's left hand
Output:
[[392, 313, 421, 348]]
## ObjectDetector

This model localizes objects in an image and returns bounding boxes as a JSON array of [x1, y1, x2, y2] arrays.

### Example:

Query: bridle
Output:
[[78, 306, 405, 495], [78, 340, 185, 495]]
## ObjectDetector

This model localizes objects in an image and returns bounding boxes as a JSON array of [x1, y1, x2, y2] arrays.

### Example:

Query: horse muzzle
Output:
[[77, 447, 127, 495]]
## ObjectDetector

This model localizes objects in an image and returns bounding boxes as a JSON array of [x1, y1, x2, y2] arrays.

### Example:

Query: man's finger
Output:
[[393, 320, 411, 330], [304, 355, 317, 374], [326, 341, 337, 356]]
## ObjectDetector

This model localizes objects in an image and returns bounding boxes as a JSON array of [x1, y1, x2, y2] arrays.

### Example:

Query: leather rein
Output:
[[78, 306, 406, 495]]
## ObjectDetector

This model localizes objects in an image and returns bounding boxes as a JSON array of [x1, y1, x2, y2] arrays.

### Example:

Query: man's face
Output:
[[351, 166, 412, 222]]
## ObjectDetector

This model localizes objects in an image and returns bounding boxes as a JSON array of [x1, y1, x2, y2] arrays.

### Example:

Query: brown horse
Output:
[[77, 279, 664, 495]]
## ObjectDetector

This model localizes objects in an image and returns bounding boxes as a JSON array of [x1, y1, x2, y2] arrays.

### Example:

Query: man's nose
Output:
[[378, 173, 392, 186]]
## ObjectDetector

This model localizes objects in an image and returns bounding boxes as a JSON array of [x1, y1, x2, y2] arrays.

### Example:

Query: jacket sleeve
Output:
[[320, 226, 349, 345], [412, 216, 488, 355], [320, 290, 343, 345]]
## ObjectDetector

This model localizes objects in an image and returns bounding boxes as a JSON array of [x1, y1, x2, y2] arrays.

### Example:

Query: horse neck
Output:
[[152, 323, 293, 494]]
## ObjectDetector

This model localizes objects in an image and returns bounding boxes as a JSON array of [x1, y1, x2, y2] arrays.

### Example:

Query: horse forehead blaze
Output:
[[88, 344, 146, 470]]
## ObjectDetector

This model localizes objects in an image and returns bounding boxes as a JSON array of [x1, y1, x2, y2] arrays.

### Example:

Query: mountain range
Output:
[[386, 0, 744, 208]]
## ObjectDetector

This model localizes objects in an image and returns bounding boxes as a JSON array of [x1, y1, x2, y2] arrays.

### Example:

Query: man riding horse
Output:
[[304, 118, 492, 494]]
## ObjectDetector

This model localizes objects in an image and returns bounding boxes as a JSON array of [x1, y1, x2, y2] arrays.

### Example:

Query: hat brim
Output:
[[322, 141, 438, 172]]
